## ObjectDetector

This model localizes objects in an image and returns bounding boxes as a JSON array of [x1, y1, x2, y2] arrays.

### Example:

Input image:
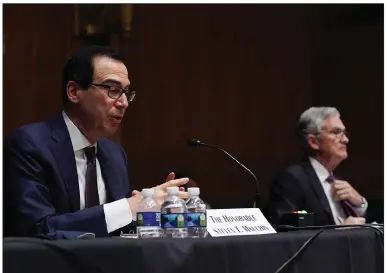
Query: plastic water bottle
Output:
[[186, 187, 208, 238], [136, 188, 161, 238], [160, 187, 188, 238]]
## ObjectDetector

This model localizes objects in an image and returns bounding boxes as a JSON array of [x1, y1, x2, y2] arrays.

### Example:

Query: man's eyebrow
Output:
[[101, 79, 130, 89], [101, 79, 122, 85], [331, 126, 346, 131]]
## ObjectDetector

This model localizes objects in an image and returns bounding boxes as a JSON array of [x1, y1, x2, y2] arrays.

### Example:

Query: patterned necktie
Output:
[[327, 174, 359, 217], [84, 146, 99, 208]]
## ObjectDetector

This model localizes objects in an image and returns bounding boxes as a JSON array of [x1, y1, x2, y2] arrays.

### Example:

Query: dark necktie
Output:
[[327, 174, 359, 217], [84, 146, 99, 208]]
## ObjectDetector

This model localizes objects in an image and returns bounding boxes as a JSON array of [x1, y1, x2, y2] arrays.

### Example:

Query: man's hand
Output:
[[127, 193, 143, 220], [130, 172, 189, 207], [331, 180, 363, 206], [152, 172, 189, 203], [343, 216, 366, 225]]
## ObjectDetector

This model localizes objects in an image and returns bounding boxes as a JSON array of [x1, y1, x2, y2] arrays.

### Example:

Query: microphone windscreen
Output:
[[187, 138, 201, 147]]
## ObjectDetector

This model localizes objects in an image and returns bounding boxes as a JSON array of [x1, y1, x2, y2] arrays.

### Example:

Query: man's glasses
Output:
[[92, 83, 136, 102], [321, 128, 350, 140]]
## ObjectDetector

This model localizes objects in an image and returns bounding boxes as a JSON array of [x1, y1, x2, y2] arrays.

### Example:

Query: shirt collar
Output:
[[309, 157, 330, 183], [62, 111, 96, 152]]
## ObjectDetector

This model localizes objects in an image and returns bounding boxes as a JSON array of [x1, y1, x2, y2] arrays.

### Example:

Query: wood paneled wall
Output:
[[121, 4, 315, 203], [3, 4, 383, 206], [4, 4, 74, 133], [312, 20, 383, 198]]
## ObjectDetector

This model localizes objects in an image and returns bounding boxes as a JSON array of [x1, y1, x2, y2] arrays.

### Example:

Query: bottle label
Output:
[[137, 212, 160, 227], [161, 213, 187, 228], [187, 212, 207, 227]]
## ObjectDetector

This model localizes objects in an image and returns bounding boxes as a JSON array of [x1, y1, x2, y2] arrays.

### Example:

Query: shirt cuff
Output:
[[103, 198, 133, 233], [354, 198, 368, 217]]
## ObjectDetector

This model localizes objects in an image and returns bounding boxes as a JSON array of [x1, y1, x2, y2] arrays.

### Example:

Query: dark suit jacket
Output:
[[264, 159, 335, 226], [4, 113, 133, 238]]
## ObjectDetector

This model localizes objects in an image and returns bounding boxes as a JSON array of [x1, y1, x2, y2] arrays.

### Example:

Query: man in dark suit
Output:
[[264, 107, 367, 226], [4, 46, 188, 238]]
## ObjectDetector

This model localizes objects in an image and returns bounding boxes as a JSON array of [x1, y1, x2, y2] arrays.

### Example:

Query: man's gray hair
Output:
[[297, 106, 340, 152]]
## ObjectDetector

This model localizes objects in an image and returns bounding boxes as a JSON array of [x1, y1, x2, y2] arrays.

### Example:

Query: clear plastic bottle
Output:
[[186, 187, 208, 238], [136, 188, 161, 238], [160, 187, 188, 238]]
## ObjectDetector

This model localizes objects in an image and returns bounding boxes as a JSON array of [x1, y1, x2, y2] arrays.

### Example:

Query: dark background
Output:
[[3, 4, 383, 219]]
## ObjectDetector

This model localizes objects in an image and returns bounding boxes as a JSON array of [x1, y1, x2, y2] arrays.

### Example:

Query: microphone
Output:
[[187, 137, 261, 209]]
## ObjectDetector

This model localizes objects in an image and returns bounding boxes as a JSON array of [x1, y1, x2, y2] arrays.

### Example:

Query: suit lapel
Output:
[[301, 161, 334, 223], [50, 114, 80, 211], [97, 141, 124, 202]]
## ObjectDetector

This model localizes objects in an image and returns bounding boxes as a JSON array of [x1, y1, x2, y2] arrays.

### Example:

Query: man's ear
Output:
[[66, 81, 81, 104], [307, 133, 320, 151]]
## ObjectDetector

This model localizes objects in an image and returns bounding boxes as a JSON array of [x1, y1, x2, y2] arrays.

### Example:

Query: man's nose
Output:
[[341, 133, 349, 143], [116, 93, 129, 108]]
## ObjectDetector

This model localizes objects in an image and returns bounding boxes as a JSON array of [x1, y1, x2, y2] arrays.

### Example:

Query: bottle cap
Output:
[[167, 186, 179, 195], [187, 187, 200, 196], [141, 188, 154, 197]]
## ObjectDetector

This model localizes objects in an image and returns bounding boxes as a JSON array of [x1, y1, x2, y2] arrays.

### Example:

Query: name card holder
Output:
[[207, 208, 276, 237]]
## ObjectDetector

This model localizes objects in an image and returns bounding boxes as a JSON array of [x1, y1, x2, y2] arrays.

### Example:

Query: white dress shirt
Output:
[[63, 111, 133, 233], [309, 157, 367, 225]]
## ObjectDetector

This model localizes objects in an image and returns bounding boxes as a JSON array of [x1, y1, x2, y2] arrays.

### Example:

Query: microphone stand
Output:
[[187, 138, 261, 209]]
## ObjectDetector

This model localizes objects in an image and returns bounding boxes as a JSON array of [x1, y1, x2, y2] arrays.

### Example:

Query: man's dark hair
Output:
[[62, 45, 125, 106]]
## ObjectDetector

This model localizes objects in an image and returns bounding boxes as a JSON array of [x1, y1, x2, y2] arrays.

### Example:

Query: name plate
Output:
[[207, 208, 276, 237]]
